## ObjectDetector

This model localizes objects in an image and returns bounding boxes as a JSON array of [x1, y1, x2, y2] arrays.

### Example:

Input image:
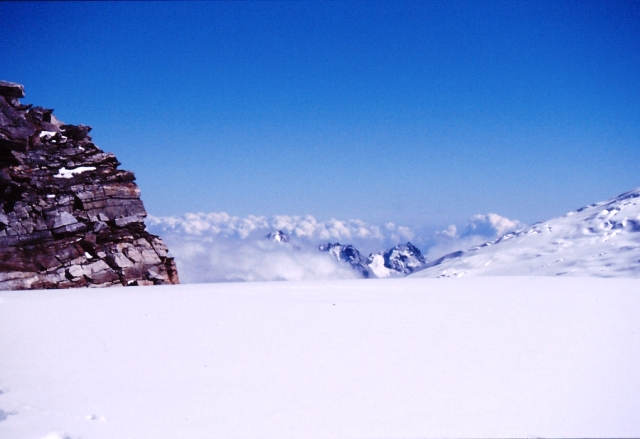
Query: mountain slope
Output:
[[411, 188, 640, 278]]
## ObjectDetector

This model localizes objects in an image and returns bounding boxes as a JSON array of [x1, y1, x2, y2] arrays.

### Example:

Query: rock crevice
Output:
[[0, 80, 178, 289]]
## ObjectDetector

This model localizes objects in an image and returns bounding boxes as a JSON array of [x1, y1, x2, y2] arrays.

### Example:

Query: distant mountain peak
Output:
[[266, 230, 290, 243], [367, 242, 427, 278], [319, 242, 372, 278]]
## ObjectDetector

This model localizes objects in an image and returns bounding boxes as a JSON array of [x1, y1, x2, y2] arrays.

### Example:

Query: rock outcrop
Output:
[[0, 80, 178, 289], [367, 242, 427, 277], [319, 242, 373, 278]]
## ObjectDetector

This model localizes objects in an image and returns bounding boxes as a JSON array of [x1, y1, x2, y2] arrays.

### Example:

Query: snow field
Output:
[[1, 277, 639, 438], [413, 188, 640, 278]]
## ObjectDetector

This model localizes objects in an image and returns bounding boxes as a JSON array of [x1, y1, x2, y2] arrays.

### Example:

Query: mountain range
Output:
[[316, 241, 427, 278], [268, 187, 640, 279]]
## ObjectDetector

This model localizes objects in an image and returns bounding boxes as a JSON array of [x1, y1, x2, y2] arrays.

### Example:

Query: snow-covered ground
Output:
[[412, 188, 640, 278], [2, 277, 639, 438]]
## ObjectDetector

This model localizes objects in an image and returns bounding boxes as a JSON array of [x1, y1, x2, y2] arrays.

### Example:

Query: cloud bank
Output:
[[427, 213, 525, 260], [147, 212, 524, 283], [147, 213, 414, 247], [164, 237, 360, 283]]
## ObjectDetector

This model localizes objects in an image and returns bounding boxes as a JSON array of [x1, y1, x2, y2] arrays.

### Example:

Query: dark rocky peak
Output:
[[0, 81, 25, 99], [266, 230, 290, 243], [319, 242, 372, 278], [0, 80, 178, 289], [378, 242, 426, 275]]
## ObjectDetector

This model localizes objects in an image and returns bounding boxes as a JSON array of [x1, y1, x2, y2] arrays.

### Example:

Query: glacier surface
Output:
[[1, 277, 639, 438]]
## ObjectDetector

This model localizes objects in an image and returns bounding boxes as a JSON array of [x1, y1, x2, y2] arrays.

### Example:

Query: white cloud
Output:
[[435, 224, 457, 239], [164, 237, 360, 283], [461, 213, 525, 238], [147, 213, 414, 249], [426, 213, 525, 261]]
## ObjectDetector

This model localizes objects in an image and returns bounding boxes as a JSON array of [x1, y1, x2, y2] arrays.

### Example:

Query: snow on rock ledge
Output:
[[0, 80, 179, 289], [53, 166, 96, 179]]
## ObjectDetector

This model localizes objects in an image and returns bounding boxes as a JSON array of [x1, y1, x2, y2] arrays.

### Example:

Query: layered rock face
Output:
[[0, 80, 178, 289]]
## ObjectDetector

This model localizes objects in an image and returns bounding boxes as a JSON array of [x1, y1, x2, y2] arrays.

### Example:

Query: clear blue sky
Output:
[[2, 0, 639, 227]]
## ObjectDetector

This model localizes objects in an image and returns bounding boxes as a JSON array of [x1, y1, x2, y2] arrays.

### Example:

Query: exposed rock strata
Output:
[[0, 80, 178, 289]]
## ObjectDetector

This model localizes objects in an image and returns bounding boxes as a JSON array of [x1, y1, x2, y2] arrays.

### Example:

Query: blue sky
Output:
[[2, 0, 639, 228]]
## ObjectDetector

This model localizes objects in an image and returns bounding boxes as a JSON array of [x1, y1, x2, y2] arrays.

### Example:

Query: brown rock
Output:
[[0, 81, 25, 99], [0, 81, 179, 290]]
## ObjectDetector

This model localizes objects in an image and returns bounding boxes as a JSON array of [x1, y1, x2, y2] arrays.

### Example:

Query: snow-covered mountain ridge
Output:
[[411, 188, 640, 278]]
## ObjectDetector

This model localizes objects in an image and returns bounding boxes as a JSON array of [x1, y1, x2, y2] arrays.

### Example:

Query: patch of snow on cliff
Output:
[[53, 166, 96, 179]]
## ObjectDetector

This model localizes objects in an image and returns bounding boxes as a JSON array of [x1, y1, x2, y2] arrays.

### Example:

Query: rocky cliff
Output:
[[0, 80, 178, 289]]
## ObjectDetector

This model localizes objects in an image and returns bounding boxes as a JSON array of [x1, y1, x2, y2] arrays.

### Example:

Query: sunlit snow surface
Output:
[[412, 188, 640, 278], [1, 277, 639, 438]]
